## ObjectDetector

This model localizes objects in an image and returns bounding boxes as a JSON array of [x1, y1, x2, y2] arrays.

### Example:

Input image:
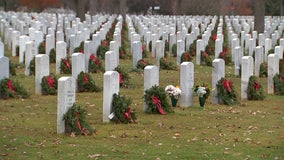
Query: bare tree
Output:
[[254, 0, 265, 33]]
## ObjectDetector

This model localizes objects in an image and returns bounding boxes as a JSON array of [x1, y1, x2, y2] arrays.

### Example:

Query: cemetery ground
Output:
[[1, 46, 284, 160]]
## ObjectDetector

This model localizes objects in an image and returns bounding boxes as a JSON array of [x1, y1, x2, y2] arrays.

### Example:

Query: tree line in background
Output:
[[0, 0, 283, 16]]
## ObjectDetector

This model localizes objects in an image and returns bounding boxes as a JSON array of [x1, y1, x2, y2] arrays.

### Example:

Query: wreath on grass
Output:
[[29, 57, 35, 75], [0, 78, 30, 99], [144, 85, 173, 114], [60, 57, 72, 74], [218, 50, 232, 65], [171, 44, 177, 57], [49, 48, 56, 63], [279, 59, 284, 74], [201, 51, 212, 66], [160, 58, 176, 70], [38, 41, 45, 54], [273, 73, 284, 95], [216, 78, 238, 105], [180, 51, 193, 63], [247, 76, 265, 100], [77, 71, 101, 92], [142, 44, 148, 58], [89, 54, 104, 73], [259, 62, 268, 77], [115, 66, 130, 88], [74, 41, 84, 53], [110, 93, 137, 124], [97, 40, 109, 59], [41, 74, 57, 95], [63, 103, 95, 135], [136, 59, 151, 70]]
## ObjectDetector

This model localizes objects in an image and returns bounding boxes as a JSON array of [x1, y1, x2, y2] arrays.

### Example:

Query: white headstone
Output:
[[35, 54, 49, 95], [264, 38, 272, 62], [196, 39, 204, 65], [144, 65, 159, 111], [0, 41, 4, 58], [241, 56, 254, 100], [46, 34, 55, 56], [19, 35, 30, 63], [268, 54, 279, 94], [155, 40, 164, 66], [72, 53, 85, 81], [105, 51, 117, 71], [11, 31, 20, 57], [25, 41, 38, 76], [110, 41, 119, 67], [57, 76, 76, 134], [56, 41, 67, 74], [103, 71, 119, 123], [215, 39, 223, 58], [0, 56, 9, 80], [133, 41, 142, 68], [212, 59, 225, 104], [180, 62, 194, 107], [255, 46, 264, 77], [177, 40, 185, 64]]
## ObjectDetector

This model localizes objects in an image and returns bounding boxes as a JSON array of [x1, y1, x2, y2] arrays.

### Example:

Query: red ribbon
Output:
[[119, 73, 123, 84], [151, 96, 166, 115], [203, 51, 208, 58], [7, 80, 15, 93], [65, 59, 70, 70], [84, 74, 89, 83], [223, 80, 232, 92], [142, 45, 146, 52], [124, 107, 132, 120], [103, 40, 108, 47], [80, 49, 84, 54], [46, 76, 55, 88], [185, 53, 190, 61], [254, 81, 260, 91], [212, 34, 217, 41]]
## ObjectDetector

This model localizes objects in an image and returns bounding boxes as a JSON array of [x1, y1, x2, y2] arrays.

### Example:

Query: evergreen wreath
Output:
[[60, 57, 72, 74], [88, 54, 104, 73], [160, 58, 176, 70], [171, 44, 177, 57], [136, 59, 151, 70], [218, 49, 232, 65], [201, 51, 212, 66], [189, 41, 196, 56], [279, 59, 284, 74], [97, 40, 109, 59], [77, 71, 101, 92], [142, 44, 148, 58], [247, 76, 265, 100], [180, 51, 193, 63], [74, 41, 84, 53], [63, 103, 95, 135], [110, 93, 137, 124], [273, 73, 284, 95], [0, 78, 30, 99], [41, 74, 58, 95], [49, 48, 56, 63], [216, 78, 238, 105], [38, 41, 45, 54], [144, 85, 173, 114], [29, 57, 35, 75], [259, 62, 268, 77], [115, 66, 130, 88], [9, 61, 16, 76]]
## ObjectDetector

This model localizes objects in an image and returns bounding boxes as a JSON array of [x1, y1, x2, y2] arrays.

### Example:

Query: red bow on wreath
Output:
[[65, 59, 71, 70], [119, 73, 123, 84], [7, 80, 15, 93], [151, 96, 166, 115], [124, 107, 132, 120], [84, 74, 89, 83], [223, 80, 232, 92], [254, 81, 260, 91], [46, 76, 55, 88], [185, 53, 190, 61]]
